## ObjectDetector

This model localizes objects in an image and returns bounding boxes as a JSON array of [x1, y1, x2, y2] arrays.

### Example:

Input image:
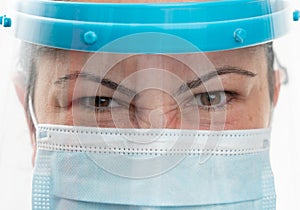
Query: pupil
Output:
[[95, 96, 110, 107], [201, 92, 221, 106]]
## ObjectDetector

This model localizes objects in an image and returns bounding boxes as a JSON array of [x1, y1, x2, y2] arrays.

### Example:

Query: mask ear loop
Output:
[[274, 52, 289, 85], [28, 95, 38, 129], [268, 50, 287, 127], [28, 95, 40, 166]]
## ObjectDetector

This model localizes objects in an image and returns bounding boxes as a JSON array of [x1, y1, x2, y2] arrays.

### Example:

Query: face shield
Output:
[[3, 0, 298, 209], [14, 0, 291, 129]]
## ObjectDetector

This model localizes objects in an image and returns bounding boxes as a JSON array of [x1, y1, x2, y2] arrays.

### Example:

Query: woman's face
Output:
[[33, 45, 274, 130], [27, 0, 279, 131]]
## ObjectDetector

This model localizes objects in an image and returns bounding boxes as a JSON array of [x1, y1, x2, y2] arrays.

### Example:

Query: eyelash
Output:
[[75, 91, 238, 113], [192, 91, 237, 112], [75, 96, 123, 113]]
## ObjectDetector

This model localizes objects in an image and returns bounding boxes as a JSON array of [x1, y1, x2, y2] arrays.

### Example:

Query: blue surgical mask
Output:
[[32, 124, 275, 210]]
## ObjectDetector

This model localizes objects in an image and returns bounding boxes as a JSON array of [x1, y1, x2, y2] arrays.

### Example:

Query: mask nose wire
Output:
[[28, 95, 38, 129]]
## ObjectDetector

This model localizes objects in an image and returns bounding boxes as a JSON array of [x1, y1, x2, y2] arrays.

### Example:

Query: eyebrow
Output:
[[55, 65, 256, 98], [176, 66, 257, 95], [54, 72, 136, 98]]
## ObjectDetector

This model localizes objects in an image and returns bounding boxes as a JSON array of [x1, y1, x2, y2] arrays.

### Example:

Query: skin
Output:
[[33, 46, 274, 130], [14, 0, 281, 163]]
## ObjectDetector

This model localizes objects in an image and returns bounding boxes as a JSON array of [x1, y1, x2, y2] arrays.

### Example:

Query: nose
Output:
[[132, 90, 184, 129], [134, 106, 179, 129]]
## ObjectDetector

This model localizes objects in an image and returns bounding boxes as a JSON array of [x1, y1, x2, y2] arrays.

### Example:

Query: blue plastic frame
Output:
[[14, 0, 290, 53]]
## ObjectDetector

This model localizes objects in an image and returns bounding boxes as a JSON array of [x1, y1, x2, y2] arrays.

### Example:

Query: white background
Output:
[[0, 1, 300, 209]]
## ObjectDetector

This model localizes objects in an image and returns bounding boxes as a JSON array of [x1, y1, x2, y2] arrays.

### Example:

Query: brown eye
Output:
[[199, 92, 222, 106], [94, 96, 111, 107], [195, 91, 227, 108], [79, 96, 120, 110]]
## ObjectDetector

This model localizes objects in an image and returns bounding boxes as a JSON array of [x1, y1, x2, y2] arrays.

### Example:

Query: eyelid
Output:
[[74, 96, 128, 112], [183, 90, 238, 111], [196, 91, 226, 107]]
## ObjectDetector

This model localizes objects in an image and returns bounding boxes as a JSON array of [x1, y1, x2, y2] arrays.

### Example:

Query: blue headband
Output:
[[14, 0, 290, 53]]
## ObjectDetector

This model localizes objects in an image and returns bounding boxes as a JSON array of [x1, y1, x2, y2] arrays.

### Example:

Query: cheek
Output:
[[33, 73, 73, 125], [34, 84, 76, 125], [224, 84, 271, 130], [35, 98, 75, 125]]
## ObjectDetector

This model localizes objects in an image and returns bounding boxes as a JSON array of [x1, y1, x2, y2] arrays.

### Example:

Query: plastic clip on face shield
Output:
[[0, 15, 12, 28], [11, 0, 294, 130], [3, 2, 299, 210], [14, 0, 292, 54]]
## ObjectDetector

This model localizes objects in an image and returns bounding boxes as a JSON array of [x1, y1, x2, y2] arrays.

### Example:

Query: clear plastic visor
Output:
[[11, 0, 292, 131], [14, 0, 291, 53], [1, 0, 299, 209], [22, 43, 276, 131]]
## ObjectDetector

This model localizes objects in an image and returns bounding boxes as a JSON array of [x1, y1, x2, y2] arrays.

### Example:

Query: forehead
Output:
[[38, 45, 265, 69], [35, 46, 267, 88]]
